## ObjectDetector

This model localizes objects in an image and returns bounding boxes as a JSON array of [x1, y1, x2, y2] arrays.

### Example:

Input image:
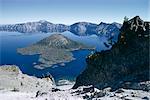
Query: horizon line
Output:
[[0, 20, 122, 25], [1, 15, 148, 25]]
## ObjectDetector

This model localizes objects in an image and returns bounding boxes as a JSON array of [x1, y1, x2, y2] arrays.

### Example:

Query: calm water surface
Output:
[[0, 32, 107, 82]]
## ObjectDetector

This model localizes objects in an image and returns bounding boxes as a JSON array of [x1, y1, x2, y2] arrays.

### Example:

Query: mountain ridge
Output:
[[0, 21, 121, 36]]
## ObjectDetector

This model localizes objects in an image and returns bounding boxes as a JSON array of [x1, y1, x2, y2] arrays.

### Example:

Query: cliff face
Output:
[[73, 16, 150, 90]]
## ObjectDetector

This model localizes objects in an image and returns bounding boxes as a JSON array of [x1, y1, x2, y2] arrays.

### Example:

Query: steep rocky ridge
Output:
[[73, 16, 150, 90]]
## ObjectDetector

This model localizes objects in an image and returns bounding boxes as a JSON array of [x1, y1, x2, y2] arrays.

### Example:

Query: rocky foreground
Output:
[[0, 65, 54, 92], [0, 65, 150, 100]]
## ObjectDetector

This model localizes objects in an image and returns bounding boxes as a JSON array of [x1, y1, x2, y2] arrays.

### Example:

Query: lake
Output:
[[0, 31, 108, 83]]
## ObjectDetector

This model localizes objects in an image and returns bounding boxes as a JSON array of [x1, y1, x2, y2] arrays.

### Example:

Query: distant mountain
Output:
[[0, 21, 121, 37], [96, 22, 122, 47], [96, 22, 122, 37], [0, 20, 69, 33], [69, 22, 97, 36], [73, 16, 150, 90]]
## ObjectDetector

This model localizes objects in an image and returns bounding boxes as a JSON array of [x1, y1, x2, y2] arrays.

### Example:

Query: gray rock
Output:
[[0, 65, 54, 92]]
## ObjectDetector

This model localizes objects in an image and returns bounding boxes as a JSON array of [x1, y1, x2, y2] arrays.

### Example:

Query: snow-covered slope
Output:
[[0, 84, 150, 100], [0, 65, 149, 100]]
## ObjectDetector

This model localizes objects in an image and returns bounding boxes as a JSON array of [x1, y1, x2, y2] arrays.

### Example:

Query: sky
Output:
[[0, 0, 149, 24]]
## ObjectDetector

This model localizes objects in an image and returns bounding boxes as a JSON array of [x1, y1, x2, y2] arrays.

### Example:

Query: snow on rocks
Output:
[[0, 65, 54, 92], [0, 65, 150, 100]]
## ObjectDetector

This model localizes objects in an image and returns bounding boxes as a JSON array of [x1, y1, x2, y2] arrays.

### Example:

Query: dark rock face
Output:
[[73, 16, 150, 90]]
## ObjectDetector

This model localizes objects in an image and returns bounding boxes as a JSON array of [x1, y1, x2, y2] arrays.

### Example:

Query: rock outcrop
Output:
[[73, 16, 150, 90], [0, 65, 54, 92], [0, 65, 149, 100]]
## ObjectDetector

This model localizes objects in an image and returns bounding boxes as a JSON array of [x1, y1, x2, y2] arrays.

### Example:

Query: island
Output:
[[17, 34, 94, 69]]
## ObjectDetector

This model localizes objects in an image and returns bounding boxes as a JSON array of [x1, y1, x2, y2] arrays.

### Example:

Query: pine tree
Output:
[[124, 16, 129, 22]]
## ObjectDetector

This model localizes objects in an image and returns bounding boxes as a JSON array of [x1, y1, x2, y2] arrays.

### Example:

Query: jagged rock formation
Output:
[[73, 16, 150, 90], [0, 21, 121, 37], [17, 34, 93, 69]]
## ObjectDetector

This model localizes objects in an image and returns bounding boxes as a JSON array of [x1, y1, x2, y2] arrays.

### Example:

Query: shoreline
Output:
[[17, 46, 95, 70]]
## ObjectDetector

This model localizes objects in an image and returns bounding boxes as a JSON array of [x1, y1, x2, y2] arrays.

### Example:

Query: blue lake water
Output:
[[0, 31, 108, 82]]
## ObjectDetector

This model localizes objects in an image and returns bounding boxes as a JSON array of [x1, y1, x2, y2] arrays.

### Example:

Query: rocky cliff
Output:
[[73, 16, 150, 90]]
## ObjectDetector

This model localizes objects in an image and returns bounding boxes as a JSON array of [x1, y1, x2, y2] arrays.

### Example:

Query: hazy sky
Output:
[[0, 0, 149, 24]]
